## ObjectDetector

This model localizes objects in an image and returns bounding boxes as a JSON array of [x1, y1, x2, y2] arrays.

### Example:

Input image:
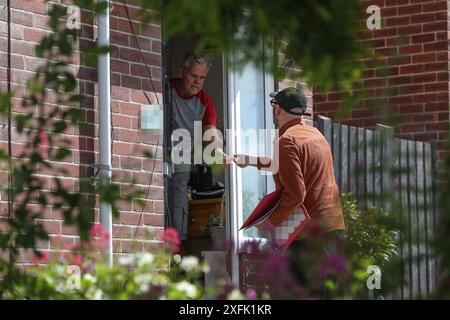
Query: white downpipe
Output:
[[97, 0, 113, 267]]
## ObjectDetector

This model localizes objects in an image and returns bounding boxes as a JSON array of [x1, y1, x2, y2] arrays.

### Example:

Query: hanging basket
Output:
[[207, 226, 226, 251]]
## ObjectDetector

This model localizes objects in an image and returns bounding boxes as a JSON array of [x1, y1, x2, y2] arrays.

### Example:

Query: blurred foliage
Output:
[[340, 193, 400, 299], [341, 193, 399, 268], [139, 0, 369, 92], [0, 1, 142, 294], [0, 226, 235, 300]]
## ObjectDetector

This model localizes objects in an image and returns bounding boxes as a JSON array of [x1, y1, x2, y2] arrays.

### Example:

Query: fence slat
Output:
[[341, 125, 349, 193], [393, 137, 402, 299], [358, 128, 367, 209], [366, 129, 375, 208], [400, 139, 411, 299], [350, 126, 358, 196], [334, 123, 342, 191], [416, 142, 427, 298], [374, 131, 382, 208], [317, 116, 333, 147], [431, 140, 439, 289], [408, 140, 420, 298]]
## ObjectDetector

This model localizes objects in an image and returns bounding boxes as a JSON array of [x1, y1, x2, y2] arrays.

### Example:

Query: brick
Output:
[[27, 0, 47, 14], [412, 33, 435, 44], [388, 55, 411, 65], [111, 59, 130, 74], [398, 25, 422, 36], [112, 87, 131, 101], [413, 93, 436, 103], [400, 123, 425, 133], [130, 36, 152, 52], [390, 95, 413, 105], [424, 41, 448, 52], [424, 62, 448, 73], [143, 213, 164, 227], [131, 63, 149, 77], [410, 13, 436, 24], [423, 22, 447, 33], [425, 102, 448, 112], [112, 225, 132, 238], [422, 1, 447, 12], [110, 30, 130, 46], [397, 4, 422, 16], [11, 9, 33, 27], [121, 75, 142, 90], [40, 219, 62, 235], [412, 53, 436, 64], [112, 142, 132, 155], [399, 44, 422, 55], [119, 48, 141, 62], [386, 16, 410, 27], [141, 24, 161, 39], [120, 156, 142, 170], [400, 64, 424, 74], [120, 212, 141, 225], [388, 75, 412, 86]]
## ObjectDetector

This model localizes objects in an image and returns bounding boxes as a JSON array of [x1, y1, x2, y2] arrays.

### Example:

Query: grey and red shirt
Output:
[[171, 79, 217, 136]]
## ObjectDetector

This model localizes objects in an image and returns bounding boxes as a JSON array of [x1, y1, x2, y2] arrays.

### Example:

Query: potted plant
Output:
[[206, 215, 226, 251]]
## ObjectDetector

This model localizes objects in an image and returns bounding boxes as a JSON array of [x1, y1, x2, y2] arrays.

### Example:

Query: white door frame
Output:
[[225, 49, 274, 288]]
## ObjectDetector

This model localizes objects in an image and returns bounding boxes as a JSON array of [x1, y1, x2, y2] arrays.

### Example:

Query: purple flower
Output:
[[246, 288, 257, 300], [262, 253, 289, 276], [318, 252, 349, 280]]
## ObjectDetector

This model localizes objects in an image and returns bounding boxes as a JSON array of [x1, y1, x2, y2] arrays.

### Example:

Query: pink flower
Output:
[[32, 251, 50, 265], [160, 227, 181, 253], [74, 255, 82, 266], [89, 224, 110, 250], [36, 131, 49, 159]]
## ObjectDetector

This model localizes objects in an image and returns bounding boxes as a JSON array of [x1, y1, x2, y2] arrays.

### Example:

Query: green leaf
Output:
[[54, 148, 71, 160], [54, 121, 68, 133]]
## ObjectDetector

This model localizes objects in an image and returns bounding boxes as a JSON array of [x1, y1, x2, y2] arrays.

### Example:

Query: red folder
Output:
[[240, 188, 311, 250]]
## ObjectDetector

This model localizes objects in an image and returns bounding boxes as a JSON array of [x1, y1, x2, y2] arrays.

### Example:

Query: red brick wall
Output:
[[0, 0, 164, 265], [314, 0, 449, 145]]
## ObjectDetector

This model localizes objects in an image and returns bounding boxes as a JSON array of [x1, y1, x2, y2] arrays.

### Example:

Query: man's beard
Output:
[[272, 109, 279, 128]]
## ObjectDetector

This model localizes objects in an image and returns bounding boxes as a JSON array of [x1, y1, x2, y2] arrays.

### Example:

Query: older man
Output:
[[168, 52, 220, 241]]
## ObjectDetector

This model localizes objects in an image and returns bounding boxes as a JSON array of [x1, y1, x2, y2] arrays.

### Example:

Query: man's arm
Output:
[[233, 154, 272, 170]]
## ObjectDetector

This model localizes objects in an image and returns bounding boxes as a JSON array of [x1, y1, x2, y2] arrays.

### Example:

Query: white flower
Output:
[[227, 289, 244, 300], [83, 273, 97, 284], [173, 254, 182, 264], [175, 281, 197, 298], [118, 255, 134, 267], [136, 252, 155, 268], [92, 289, 103, 300], [180, 256, 199, 272]]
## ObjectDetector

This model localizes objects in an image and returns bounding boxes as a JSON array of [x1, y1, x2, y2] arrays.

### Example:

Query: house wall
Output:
[[314, 0, 449, 155], [0, 0, 164, 265]]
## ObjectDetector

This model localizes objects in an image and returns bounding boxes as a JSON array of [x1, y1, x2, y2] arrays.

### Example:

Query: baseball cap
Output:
[[269, 87, 311, 116]]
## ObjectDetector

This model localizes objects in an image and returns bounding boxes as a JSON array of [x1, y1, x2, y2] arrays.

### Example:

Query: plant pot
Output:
[[207, 226, 226, 251]]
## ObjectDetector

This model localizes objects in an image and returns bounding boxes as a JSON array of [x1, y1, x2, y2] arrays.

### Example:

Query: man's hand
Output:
[[233, 154, 255, 168]]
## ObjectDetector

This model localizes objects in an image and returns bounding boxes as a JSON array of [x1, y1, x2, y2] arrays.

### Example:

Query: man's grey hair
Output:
[[180, 52, 212, 70]]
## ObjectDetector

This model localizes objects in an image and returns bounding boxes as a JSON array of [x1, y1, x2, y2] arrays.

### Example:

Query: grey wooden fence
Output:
[[315, 116, 438, 299]]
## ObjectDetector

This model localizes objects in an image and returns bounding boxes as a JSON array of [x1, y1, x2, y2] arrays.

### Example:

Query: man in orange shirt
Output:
[[234, 87, 346, 297]]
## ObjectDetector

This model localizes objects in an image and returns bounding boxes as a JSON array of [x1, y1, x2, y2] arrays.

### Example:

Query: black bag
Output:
[[190, 164, 212, 192]]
